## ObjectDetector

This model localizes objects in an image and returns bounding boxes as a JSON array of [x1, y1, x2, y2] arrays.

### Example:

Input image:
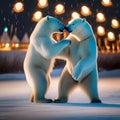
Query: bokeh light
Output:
[[68, 12, 80, 24], [13, 2, 24, 13], [71, 12, 80, 19], [37, 0, 48, 8], [107, 31, 115, 41], [0, 0, 120, 53], [97, 26, 105, 36], [4, 27, 8, 32], [54, 4, 65, 15], [111, 19, 119, 29], [101, 0, 112, 7], [81, 5, 92, 16], [15, 43, 19, 48], [32, 11, 42, 22], [5, 43, 10, 48], [96, 12, 106, 22]]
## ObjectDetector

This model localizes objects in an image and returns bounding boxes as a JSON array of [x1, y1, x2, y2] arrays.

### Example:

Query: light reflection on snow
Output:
[[0, 74, 120, 104], [0, 71, 120, 120]]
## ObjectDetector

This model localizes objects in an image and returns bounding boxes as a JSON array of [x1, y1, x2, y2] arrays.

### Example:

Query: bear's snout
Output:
[[65, 26, 73, 33], [59, 28, 64, 32], [59, 25, 66, 32], [65, 26, 68, 31]]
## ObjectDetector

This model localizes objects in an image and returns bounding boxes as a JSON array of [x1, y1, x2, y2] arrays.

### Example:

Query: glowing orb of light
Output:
[[38, 0, 48, 8], [4, 27, 8, 32], [68, 12, 80, 24], [111, 19, 119, 29], [96, 12, 106, 22], [101, 0, 112, 7], [13, 2, 24, 13], [97, 26, 105, 36], [32, 11, 42, 22], [5, 43, 10, 48], [55, 4, 65, 15], [15, 43, 19, 48], [71, 12, 80, 19], [81, 6, 92, 16], [107, 31, 115, 41]]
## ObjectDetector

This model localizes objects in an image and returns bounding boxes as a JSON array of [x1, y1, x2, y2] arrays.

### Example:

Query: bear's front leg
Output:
[[72, 68, 81, 81], [71, 62, 83, 82]]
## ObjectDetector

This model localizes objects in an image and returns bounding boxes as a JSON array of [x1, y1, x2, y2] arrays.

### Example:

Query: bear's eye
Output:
[[72, 23, 75, 26]]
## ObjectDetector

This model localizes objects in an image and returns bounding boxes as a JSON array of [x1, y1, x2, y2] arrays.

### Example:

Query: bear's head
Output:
[[46, 16, 65, 33], [66, 18, 94, 41], [34, 16, 65, 36]]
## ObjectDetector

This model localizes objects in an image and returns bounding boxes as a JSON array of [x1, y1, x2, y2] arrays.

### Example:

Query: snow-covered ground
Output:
[[0, 69, 120, 120]]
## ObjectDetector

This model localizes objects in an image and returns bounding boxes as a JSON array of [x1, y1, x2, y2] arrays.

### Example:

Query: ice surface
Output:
[[0, 69, 120, 120]]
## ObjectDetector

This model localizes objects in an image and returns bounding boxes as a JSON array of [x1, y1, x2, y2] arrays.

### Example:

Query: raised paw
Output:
[[72, 72, 79, 81]]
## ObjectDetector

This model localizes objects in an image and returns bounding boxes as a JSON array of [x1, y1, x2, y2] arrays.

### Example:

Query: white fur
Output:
[[55, 18, 101, 103], [24, 16, 71, 103]]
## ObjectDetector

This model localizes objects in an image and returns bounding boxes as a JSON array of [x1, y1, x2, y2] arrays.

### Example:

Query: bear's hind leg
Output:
[[30, 93, 53, 103], [30, 69, 52, 103], [54, 67, 77, 103], [80, 70, 101, 103]]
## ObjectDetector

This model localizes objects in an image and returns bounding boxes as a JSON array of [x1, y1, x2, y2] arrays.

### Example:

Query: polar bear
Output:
[[24, 16, 71, 103], [54, 18, 101, 103]]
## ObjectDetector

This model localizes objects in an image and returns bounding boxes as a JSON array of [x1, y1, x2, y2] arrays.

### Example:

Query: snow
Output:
[[0, 69, 120, 120]]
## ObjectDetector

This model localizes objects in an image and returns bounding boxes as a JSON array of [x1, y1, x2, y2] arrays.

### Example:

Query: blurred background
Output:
[[0, 0, 120, 73]]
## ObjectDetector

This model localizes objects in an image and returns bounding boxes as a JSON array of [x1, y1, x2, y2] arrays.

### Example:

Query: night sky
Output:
[[0, 0, 120, 40]]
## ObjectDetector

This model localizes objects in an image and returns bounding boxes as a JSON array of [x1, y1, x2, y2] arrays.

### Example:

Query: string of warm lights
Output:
[[12, 0, 120, 37], [0, 0, 119, 52], [12, 0, 119, 29]]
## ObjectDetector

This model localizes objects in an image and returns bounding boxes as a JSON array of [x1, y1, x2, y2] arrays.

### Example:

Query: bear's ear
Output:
[[82, 18, 86, 22], [46, 16, 50, 21]]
